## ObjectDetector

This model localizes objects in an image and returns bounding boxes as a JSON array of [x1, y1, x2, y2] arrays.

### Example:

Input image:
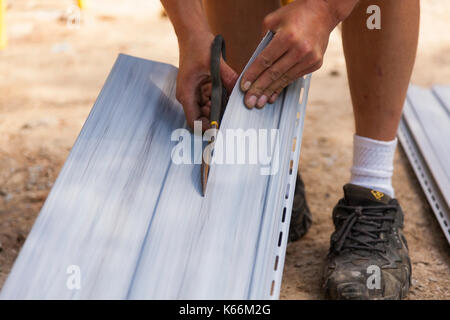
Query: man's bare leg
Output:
[[202, 0, 281, 73], [341, 0, 419, 195], [342, 0, 420, 141], [322, 1, 420, 300]]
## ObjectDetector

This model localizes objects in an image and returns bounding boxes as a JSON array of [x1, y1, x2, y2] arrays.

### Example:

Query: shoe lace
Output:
[[333, 204, 397, 254]]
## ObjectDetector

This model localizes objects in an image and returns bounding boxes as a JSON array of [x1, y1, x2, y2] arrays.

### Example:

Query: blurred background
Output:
[[0, 0, 449, 299]]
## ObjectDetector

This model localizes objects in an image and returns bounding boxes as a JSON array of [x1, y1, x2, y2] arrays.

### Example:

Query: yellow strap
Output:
[[77, 0, 88, 10], [281, 0, 294, 6], [210, 121, 219, 128]]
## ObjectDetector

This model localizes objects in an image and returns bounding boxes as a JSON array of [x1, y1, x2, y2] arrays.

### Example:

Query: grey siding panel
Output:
[[399, 84, 450, 245], [1, 34, 311, 299]]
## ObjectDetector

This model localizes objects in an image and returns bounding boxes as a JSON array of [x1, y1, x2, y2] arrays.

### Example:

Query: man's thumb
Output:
[[220, 60, 239, 94]]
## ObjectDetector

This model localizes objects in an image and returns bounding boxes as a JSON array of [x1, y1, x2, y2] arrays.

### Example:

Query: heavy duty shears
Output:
[[201, 35, 229, 196]]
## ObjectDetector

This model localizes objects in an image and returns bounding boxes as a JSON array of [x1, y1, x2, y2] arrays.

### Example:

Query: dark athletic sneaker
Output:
[[323, 184, 411, 300], [288, 173, 312, 242]]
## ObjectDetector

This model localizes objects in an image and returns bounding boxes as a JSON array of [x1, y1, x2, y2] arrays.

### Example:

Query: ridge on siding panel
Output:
[[0, 56, 184, 299], [1, 33, 311, 299], [433, 85, 450, 115], [399, 84, 450, 245], [405, 85, 450, 208]]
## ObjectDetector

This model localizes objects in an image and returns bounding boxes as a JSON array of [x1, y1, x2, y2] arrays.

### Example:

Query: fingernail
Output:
[[269, 93, 278, 104], [246, 95, 257, 108], [242, 81, 251, 91], [257, 95, 268, 108]]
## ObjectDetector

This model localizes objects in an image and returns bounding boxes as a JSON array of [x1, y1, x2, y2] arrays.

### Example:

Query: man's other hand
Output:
[[240, 0, 340, 108], [176, 32, 238, 130]]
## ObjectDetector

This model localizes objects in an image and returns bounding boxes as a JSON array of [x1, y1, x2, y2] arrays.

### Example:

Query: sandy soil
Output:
[[0, 0, 449, 299]]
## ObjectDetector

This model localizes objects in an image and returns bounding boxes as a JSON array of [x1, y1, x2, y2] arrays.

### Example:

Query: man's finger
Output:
[[268, 92, 278, 104], [262, 54, 316, 102], [240, 33, 289, 93], [179, 98, 200, 129], [176, 76, 203, 130], [220, 59, 239, 94], [200, 82, 211, 105], [201, 101, 211, 118], [263, 61, 321, 106], [196, 117, 211, 132], [244, 48, 310, 108]]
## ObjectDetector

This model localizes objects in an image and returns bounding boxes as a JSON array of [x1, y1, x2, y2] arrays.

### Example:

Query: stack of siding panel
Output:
[[398, 84, 450, 245]]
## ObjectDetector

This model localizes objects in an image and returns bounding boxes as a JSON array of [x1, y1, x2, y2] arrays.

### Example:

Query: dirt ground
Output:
[[0, 0, 449, 299]]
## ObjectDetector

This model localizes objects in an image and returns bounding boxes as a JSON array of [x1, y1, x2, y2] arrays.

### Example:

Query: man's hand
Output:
[[240, 0, 353, 109], [160, 0, 238, 130], [177, 33, 238, 130]]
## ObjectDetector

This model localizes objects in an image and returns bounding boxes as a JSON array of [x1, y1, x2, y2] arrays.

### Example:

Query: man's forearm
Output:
[[324, 0, 360, 22], [160, 0, 211, 43]]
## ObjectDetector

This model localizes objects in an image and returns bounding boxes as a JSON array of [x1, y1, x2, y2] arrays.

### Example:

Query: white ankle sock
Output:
[[350, 134, 397, 197]]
